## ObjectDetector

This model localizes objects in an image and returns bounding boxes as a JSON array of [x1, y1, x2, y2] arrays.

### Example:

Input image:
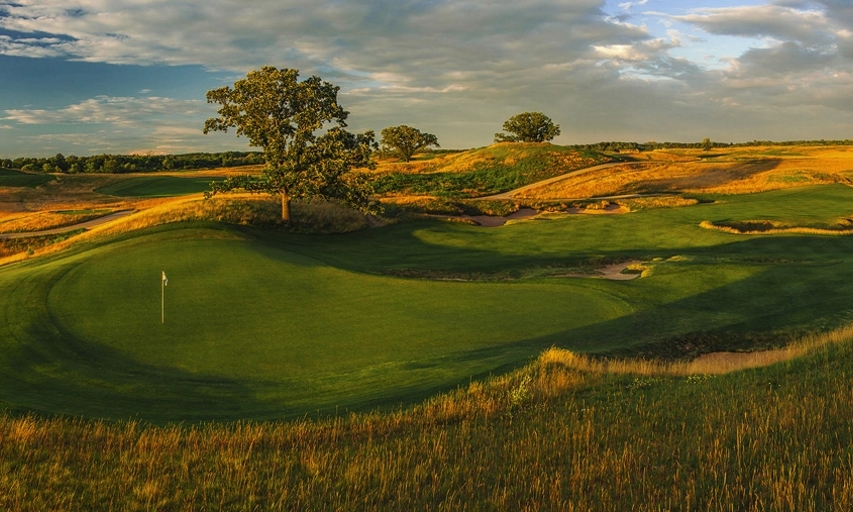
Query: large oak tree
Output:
[[494, 112, 561, 143], [203, 66, 376, 222], [380, 125, 440, 162]]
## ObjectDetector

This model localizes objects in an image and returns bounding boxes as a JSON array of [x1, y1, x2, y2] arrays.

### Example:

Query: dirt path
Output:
[[0, 210, 135, 239], [476, 161, 646, 200]]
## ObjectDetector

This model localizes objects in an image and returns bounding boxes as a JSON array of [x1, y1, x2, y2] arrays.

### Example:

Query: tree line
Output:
[[0, 151, 264, 174]]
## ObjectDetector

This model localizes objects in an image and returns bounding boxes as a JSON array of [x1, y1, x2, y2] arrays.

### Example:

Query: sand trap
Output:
[[462, 208, 539, 227], [556, 260, 643, 281], [458, 204, 628, 227], [689, 349, 789, 373], [564, 204, 628, 215]]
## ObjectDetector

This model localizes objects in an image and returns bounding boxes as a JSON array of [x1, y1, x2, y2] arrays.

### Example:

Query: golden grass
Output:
[[0, 194, 371, 267], [617, 196, 700, 210], [0, 210, 114, 233], [537, 322, 853, 379], [3, 320, 853, 510], [518, 146, 853, 199], [699, 220, 853, 236]]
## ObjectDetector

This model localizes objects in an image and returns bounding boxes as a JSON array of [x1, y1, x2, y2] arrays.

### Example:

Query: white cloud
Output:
[[3, 96, 206, 125], [2, 0, 853, 153]]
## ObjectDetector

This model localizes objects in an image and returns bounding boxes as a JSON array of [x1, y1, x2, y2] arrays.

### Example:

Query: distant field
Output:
[[4, 185, 853, 421], [516, 145, 853, 199], [0, 169, 55, 188], [95, 176, 225, 197]]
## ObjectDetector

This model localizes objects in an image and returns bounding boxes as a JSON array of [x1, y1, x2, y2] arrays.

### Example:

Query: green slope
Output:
[[4, 184, 853, 422], [95, 176, 225, 197]]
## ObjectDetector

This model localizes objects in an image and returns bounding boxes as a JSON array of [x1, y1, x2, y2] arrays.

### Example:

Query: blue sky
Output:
[[1, 0, 852, 157]]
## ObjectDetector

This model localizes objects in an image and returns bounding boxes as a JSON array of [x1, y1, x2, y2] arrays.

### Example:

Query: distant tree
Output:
[[494, 112, 561, 143], [203, 66, 376, 222], [702, 137, 713, 151], [380, 125, 440, 162]]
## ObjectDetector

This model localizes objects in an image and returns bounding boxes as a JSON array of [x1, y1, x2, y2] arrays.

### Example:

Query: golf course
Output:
[[4, 161, 853, 422], [5, 144, 853, 508]]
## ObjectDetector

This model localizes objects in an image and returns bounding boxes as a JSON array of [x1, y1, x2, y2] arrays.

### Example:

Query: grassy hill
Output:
[[2, 324, 852, 509], [4, 185, 853, 423], [6, 143, 853, 508], [372, 143, 610, 198]]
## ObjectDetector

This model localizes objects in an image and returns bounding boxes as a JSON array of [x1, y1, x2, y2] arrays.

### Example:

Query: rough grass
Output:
[[2, 325, 853, 510], [700, 219, 853, 236], [0, 210, 115, 234], [518, 145, 853, 199]]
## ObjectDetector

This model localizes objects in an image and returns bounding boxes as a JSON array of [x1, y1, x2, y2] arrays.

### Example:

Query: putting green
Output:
[[2, 226, 630, 421]]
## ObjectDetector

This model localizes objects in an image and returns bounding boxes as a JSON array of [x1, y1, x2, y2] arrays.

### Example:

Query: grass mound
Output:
[[6, 184, 853, 424], [3, 325, 853, 510], [373, 143, 608, 198]]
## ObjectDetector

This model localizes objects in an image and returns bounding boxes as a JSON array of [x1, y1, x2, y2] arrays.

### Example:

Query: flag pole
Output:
[[161, 271, 165, 324]]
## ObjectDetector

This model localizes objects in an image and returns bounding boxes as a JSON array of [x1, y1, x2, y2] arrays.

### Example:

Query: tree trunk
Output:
[[281, 190, 291, 223]]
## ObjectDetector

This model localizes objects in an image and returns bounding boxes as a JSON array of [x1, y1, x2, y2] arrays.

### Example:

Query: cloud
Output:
[[2, 0, 853, 153], [673, 5, 834, 45], [3, 96, 206, 125]]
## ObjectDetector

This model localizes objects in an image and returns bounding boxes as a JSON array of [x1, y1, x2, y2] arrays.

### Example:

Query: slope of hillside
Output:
[[372, 143, 610, 198]]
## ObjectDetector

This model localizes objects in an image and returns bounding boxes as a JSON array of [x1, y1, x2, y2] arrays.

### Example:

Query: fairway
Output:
[[5, 184, 853, 421], [0, 169, 55, 188], [95, 175, 225, 197]]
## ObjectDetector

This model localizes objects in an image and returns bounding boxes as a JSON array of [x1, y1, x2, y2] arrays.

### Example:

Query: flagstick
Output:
[[161, 271, 165, 324]]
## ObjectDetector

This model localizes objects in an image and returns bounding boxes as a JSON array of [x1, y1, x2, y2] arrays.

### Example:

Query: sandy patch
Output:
[[556, 260, 644, 281], [462, 208, 539, 227], [563, 204, 629, 215], [459, 204, 629, 227], [688, 349, 789, 374]]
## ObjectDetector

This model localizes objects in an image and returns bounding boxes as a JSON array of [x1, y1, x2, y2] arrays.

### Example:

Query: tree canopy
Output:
[[203, 66, 376, 222], [380, 125, 440, 162], [494, 112, 561, 143]]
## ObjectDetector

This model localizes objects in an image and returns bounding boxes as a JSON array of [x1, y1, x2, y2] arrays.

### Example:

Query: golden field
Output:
[[515, 146, 853, 199]]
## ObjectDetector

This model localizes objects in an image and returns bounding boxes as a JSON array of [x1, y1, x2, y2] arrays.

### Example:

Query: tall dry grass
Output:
[[2, 323, 853, 510], [700, 220, 853, 236], [0, 195, 370, 267], [519, 146, 853, 199]]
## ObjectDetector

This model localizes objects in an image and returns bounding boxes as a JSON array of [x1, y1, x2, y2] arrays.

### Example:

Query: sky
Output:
[[1, 0, 852, 157]]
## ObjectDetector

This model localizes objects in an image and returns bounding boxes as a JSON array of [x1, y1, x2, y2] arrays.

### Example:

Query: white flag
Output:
[[162, 271, 168, 286]]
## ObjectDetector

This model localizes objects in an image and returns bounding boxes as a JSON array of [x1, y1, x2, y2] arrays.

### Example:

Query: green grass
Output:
[[1, 225, 628, 422], [0, 169, 55, 188], [2, 326, 853, 510], [95, 176, 225, 197], [4, 185, 853, 422]]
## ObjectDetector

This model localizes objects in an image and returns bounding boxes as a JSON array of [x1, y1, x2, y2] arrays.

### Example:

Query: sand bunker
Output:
[[461, 208, 539, 227], [459, 204, 628, 227], [688, 349, 789, 374], [556, 261, 644, 281]]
